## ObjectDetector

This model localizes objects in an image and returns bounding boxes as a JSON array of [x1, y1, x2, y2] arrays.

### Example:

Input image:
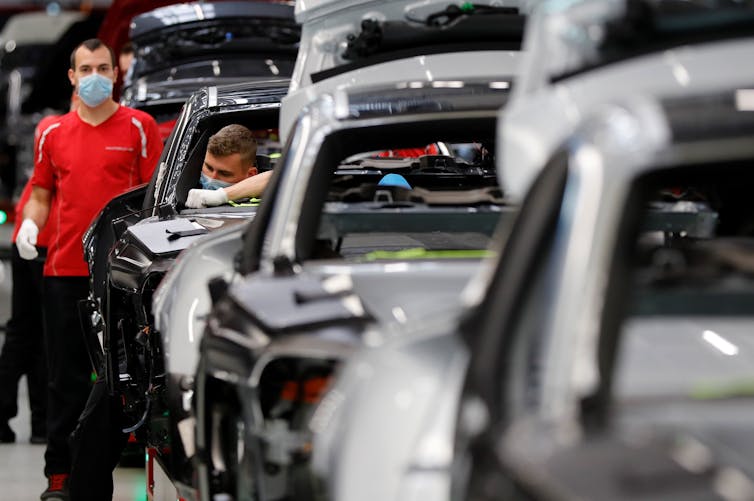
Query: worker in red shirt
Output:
[[0, 182, 49, 444], [0, 101, 76, 446], [17, 39, 162, 501], [0, 94, 78, 447]]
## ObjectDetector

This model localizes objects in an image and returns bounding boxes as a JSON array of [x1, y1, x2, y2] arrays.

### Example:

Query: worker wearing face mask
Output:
[[17, 38, 163, 501], [185, 124, 272, 208]]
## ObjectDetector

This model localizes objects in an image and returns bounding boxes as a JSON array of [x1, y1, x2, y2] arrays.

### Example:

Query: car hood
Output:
[[226, 259, 481, 338], [116, 212, 253, 261], [281, 0, 524, 141], [291, 0, 522, 87], [127, 1, 298, 85], [152, 219, 253, 377]]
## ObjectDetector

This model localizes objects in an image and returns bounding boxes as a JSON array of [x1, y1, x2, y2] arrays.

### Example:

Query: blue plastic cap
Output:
[[378, 173, 412, 190]]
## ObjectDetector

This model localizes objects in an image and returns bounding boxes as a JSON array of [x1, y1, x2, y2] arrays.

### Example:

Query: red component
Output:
[[158, 118, 178, 142], [303, 377, 331, 404], [146, 447, 156, 499], [280, 381, 298, 401], [279, 377, 332, 403], [47, 473, 69, 492], [378, 144, 440, 158]]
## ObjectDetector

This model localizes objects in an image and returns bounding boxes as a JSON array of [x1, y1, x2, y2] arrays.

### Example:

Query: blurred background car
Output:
[[458, 85, 754, 501], [120, 1, 299, 140], [452, 2, 754, 499], [307, 3, 754, 501], [0, 5, 104, 254]]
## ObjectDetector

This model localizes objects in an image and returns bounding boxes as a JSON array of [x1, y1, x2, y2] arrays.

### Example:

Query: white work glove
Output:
[[185, 188, 229, 208], [16, 218, 39, 260]]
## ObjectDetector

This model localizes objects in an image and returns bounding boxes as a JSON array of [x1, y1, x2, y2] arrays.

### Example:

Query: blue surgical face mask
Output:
[[200, 172, 233, 190], [77, 73, 113, 107]]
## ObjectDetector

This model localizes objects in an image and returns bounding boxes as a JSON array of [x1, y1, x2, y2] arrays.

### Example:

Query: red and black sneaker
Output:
[[40, 473, 69, 501]]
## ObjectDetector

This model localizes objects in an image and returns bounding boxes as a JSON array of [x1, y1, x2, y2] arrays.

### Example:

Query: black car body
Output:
[[121, 1, 298, 133], [81, 79, 288, 499]]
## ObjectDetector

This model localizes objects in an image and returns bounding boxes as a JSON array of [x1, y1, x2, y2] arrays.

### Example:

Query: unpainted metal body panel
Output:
[[153, 220, 249, 378], [312, 315, 468, 501]]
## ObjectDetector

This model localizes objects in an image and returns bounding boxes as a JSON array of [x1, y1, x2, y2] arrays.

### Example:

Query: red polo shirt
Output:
[[31, 106, 163, 276]]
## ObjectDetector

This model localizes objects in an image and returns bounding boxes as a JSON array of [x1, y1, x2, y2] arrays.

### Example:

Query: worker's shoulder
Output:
[[36, 112, 70, 136], [118, 105, 159, 127], [36, 113, 63, 131]]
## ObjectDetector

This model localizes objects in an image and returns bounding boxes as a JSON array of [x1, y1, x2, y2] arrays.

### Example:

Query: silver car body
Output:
[[311, 309, 470, 500], [310, 6, 754, 501], [193, 77, 512, 500], [477, 89, 754, 501], [152, 223, 246, 378], [500, 0, 754, 200]]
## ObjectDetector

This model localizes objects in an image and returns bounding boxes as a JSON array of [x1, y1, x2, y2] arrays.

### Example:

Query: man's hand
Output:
[[185, 188, 229, 209], [16, 218, 39, 260]]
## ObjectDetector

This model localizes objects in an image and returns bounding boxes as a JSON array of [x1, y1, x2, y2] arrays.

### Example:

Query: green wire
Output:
[[228, 198, 262, 207], [362, 247, 495, 261]]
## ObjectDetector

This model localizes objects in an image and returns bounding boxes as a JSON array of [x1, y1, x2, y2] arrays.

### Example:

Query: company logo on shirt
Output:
[[105, 146, 135, 152]]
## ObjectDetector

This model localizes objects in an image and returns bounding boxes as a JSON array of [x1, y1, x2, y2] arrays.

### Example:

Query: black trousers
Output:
[[0, 245, 47, 435], [69, 374, 128, 501], [42, 276, 93, 476]]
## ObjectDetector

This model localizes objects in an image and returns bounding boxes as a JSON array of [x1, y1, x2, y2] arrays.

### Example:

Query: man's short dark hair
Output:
[[120, 41, 134, 55], [208, 124, 258, 165], [70, 38, 116, 70]]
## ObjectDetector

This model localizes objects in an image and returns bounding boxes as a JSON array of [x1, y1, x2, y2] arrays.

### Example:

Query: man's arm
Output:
[[222, 170, 272, 201], [24, 185, 51, 229], [185, 170, 273, 209]]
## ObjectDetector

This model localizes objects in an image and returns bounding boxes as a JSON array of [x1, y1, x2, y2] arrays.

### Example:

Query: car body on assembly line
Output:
[[443, 3, 754, 499], [190, 75, 517, 501], [456, 82, 754, 501], [306, 3, 754, 501], [176, 2, 525, 501], [80, 78, 289, 501]]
